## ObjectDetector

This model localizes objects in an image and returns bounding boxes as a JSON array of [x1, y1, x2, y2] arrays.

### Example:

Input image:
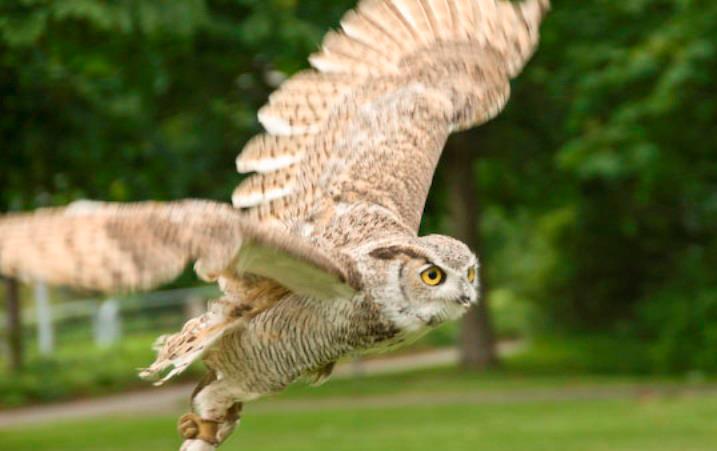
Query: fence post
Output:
[[94, 299, 122, 348], [4, 278, 23, 372], [34, 282, 54, 356]]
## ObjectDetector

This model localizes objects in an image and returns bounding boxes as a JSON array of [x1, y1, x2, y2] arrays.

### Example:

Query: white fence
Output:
[[0, 285, 219, 355]]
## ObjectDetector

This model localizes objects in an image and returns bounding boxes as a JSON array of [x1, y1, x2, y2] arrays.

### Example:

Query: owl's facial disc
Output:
[[413, 261, 478, 309], [400, 254, 479, 328], [369, 235, 480, 332], [416, 263, 476, 308]]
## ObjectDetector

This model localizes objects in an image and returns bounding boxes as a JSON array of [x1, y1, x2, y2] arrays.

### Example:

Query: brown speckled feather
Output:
[[141, 277, 291, 384], [0, 200, 357, 296], [0, 200, 359, 382], [234, 0, 549, 238]]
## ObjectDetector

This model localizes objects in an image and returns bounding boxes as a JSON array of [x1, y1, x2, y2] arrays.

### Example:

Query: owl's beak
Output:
[[456, 295, 472, 307]]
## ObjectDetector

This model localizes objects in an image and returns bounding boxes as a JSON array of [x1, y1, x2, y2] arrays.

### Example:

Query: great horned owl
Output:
[[0, 0, 549, 449]]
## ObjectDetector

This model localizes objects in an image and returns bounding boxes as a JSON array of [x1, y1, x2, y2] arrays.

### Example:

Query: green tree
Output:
[[474, 0, 717, 371]]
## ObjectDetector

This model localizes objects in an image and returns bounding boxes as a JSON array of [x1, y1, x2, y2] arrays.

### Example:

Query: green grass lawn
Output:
[[3, 396, 716, 451], [3, 367, 717, 451]]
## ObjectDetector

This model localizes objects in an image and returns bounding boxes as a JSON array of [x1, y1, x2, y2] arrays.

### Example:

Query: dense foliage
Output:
[[1, 0, 716, 373], [473, 0, 717, 372]]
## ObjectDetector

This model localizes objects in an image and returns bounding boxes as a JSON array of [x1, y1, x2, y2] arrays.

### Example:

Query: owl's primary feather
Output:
[[0, 200, 356, 297], [0, 2, 549, 450], [234, 0, 548, 232]]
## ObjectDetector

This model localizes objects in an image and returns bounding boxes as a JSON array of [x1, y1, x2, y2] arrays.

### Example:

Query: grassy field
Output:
[[2, 367, 717, 451]]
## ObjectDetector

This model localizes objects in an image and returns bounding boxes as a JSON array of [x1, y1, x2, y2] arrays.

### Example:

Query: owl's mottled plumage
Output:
[[0, 1, 548, 449]]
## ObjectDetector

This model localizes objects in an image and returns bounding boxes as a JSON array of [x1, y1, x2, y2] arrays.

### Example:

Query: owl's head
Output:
[[368, 235, 479, 332]]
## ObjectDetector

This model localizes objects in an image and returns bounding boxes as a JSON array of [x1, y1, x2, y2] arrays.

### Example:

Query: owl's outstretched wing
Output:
[[0, 200, 357, 299], [234, 0, 549, 234]]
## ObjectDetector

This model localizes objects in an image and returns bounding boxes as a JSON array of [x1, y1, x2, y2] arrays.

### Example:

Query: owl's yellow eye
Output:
[[420, 266, 445, 286], [467, 267, 477, 283]]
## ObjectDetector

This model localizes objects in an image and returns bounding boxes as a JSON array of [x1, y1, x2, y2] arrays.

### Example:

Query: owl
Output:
[[0, 0, 549, 449]]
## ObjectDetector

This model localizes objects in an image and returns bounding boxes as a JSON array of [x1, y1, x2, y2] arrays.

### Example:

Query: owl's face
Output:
[[368, 235, 479, 333]]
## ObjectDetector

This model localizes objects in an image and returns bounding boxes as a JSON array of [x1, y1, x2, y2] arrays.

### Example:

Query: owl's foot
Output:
[[178, 413, 219, 446], [178, 403, 242, 450]]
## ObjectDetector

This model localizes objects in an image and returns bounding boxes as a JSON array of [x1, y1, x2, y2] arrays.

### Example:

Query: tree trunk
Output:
[[445, 136, 498, 370], [5, 278, 23, 372]]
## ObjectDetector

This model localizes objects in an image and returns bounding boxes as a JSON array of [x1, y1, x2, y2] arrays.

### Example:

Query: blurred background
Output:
[[1, 0, 717, 450]]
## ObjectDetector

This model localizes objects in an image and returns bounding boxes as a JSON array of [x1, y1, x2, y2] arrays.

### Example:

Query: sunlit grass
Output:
[[3, 392, 717, 451]]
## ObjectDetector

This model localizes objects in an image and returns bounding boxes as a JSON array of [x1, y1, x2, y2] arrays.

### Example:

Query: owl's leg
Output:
[[178, 371, 245, 451]]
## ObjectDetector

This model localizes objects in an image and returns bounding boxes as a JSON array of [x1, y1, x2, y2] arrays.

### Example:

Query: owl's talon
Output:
[[180, 417, 197, 429], [178, 413, 199, 439], [178, 413, 219, 445]]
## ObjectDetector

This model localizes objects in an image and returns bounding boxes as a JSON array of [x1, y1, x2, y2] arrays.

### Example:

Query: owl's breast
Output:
[[359, 295, 435, 353], [205, 292, 404, 394]]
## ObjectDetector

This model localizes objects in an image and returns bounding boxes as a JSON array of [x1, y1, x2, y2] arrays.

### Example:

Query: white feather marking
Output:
[[334, 202, 353, 216], [340, 13, 377, 47], [258, 110, 293, 136], [258, 109, 320, 136], [308, 53, 348, 74], [299, 222, 315, 238], [391, 0, 419, 30], [236, 154, 302, 174], [232, 185, 294, 208]]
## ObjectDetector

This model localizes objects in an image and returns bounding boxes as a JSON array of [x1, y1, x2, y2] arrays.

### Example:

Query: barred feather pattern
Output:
[[140, 278, 291, 384], [0, 201, 244, 292], [0, 201, 355, 294], [205, 294, 403, 395], [234, 0, 549, 237]]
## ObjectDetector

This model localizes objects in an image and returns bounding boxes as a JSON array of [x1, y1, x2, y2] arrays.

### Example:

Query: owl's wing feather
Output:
[[0, 200, 357, 298], [234, 0, 549, 234]]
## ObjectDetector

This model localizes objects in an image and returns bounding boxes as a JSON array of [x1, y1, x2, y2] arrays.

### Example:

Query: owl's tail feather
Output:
[[139, 297, 246, 385]]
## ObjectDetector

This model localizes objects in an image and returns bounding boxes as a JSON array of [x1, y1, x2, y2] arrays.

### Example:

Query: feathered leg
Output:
[[178, 372, 244, 451]]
